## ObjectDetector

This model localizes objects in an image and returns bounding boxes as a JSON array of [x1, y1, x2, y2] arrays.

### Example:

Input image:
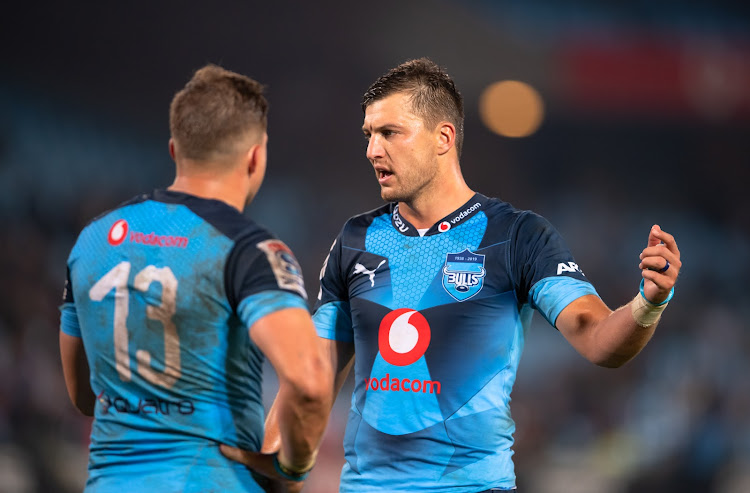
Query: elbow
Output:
[[589, 350, 638, 369], [594, 358, 627, 369], [582, 335, 646, 369]]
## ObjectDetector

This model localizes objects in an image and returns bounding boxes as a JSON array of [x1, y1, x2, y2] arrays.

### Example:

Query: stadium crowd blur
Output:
[[1, 1, 749, 492]]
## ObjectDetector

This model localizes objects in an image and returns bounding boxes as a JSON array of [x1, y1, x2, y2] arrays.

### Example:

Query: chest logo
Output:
[[442, 249, 486, 301], [353, 259, 386, 287], [378, 309, 431, 367]]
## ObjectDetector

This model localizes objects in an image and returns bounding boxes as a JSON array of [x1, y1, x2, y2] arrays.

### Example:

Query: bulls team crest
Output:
[[442, 249, 486, 301]]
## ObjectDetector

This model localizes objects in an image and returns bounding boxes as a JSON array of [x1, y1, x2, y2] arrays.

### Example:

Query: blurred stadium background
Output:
[[1, 1, 749, 492]]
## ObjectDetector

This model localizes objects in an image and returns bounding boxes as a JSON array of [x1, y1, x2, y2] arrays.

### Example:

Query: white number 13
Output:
[[88, 261, 181, 388]]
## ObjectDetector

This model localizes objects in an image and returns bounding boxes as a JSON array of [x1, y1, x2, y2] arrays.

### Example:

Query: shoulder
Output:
[[337, 203, 391, 242], [83, 192, 152, 228], [225, 222, 307, 306], [227, 220, 296, 268], [71, 192, 152, 248], [479, 195, 528, 223], [471, 194, 540, 246], [345, 203, 391, 229], [478, 194, 553, 234]]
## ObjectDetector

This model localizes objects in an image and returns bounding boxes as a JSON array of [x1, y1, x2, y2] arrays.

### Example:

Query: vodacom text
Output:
[[372, 308, 442, 394], [365, 373, 441, 394]]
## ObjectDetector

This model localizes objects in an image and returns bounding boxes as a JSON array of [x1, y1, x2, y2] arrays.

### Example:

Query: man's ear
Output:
[[246, 133, 268, 176], [436, 122, 456, 156], [168, 138, 176, 160], [246, 145, 258, 175]]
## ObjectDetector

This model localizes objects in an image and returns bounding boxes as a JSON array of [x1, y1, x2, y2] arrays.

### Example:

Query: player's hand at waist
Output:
[[220, 445, 305, 493], [638, 224, 681, 304]]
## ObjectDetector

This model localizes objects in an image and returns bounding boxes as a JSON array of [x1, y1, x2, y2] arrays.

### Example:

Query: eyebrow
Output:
[[362, 123, 401, 134]]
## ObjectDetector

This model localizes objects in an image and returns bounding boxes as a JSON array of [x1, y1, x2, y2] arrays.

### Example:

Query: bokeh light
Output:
[[479, 80, 545, 138]]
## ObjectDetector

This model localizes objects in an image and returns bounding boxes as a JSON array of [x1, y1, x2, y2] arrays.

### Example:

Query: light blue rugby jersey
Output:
[[314, 193, 599, 493], [60, 189, 308, 493]]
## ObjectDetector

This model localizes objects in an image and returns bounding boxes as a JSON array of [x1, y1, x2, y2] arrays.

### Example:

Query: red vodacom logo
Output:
[[108, 220, 129, 246], [378, 308, 431, 366]]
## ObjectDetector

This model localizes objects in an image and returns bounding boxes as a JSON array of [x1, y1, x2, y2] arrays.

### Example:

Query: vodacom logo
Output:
[[378, 308, 431, 366], [108, 220, 129, 246]]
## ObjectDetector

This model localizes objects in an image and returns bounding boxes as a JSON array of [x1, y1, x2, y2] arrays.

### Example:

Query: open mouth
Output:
[[377, 170, 393, 182]]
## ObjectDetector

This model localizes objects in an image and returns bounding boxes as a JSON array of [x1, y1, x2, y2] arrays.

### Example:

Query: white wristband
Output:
[[630, 292, 668, 327]]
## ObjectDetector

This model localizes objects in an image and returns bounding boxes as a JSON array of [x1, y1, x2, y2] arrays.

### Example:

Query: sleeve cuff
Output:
[[60, 302, 82, 338]]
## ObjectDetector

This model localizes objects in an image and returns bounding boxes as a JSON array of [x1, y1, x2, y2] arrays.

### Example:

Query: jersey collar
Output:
[[389, 193, 487, 237]]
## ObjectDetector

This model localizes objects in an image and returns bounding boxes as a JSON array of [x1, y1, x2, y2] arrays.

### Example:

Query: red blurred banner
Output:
[[557, 32, 750, 121]]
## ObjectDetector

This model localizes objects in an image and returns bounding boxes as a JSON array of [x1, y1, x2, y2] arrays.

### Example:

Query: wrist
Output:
[[273, 452, 315, 482], [639, 279, 674, 306], [631, 280, 673, 327]]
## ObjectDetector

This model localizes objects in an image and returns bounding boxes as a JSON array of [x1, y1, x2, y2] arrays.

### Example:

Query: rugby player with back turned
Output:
[[59, 64, 332, 493]]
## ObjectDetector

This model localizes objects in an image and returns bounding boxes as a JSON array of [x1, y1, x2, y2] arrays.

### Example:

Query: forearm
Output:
[[267, 339, 352, 470], [585, 299, 659, 368], [275, 378, 331, 471], [557, 291, 670, 368]]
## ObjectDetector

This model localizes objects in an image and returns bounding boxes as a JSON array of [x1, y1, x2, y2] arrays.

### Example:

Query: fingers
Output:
[[639, 225, 681, 304], [639, 255, 670, 273], [647, 224, 662, 248], [220, 444, 256, 466], [647, 224, 680, 257], [639, 246, 680, 276], [641, 226, 681, 275], [641, 266, 673, 288], [220, 445, 290, 487], [220, 444, 273, 474]]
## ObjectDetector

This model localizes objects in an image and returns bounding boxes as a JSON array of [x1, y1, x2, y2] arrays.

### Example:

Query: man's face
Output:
[[362, 92, 439, 203]]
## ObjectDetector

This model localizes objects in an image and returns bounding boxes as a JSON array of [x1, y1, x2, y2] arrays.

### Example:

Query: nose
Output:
[[366, 134, 384, 161]]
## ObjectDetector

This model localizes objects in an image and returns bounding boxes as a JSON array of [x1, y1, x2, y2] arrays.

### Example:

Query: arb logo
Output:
[[108, 220, 128, 246], [378, 309, 431, 366]]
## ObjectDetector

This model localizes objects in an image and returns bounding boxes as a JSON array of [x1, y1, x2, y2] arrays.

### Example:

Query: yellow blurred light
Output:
[[479, 80, 544, 138]]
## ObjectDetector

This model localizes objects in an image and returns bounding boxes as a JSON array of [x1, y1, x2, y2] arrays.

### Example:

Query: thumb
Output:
[[647, 224, 662, 247]]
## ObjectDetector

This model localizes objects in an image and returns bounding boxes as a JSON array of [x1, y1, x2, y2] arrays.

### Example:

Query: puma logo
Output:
[[353, 260, 386, 287]]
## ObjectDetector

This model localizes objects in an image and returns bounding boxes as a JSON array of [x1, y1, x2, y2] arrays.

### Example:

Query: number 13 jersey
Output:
[[60, 189, 308, 492]]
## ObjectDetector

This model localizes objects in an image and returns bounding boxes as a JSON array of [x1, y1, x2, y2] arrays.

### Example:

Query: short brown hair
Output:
[[169, 64, 268, 161], [362, 58, 465, 156]]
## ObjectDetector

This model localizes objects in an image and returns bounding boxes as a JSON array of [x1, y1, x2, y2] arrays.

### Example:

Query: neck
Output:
[[168, 171, 248, 212], [398, 167, 474, 229]]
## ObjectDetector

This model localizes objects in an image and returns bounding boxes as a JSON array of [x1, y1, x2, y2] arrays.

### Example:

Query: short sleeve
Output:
[[237, 291, 310, 330], [60, 267, 82, 337], [312, 232, 353, 342], [510, 212, 600, 326], [226, 232, 308, 316]]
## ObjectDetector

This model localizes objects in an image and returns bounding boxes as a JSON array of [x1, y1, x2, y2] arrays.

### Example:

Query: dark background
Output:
[[1, 1, 749, 492]]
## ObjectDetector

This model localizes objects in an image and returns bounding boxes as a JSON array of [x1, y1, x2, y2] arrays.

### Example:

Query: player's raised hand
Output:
[[638, 225, 681, 304], [219, 445, 304, 493]]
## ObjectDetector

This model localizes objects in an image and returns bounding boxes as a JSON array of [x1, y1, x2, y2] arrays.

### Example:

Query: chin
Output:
[[378, 183, 398, 200], [380, 190, 399, 203], [381, 188, 412, 204]]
